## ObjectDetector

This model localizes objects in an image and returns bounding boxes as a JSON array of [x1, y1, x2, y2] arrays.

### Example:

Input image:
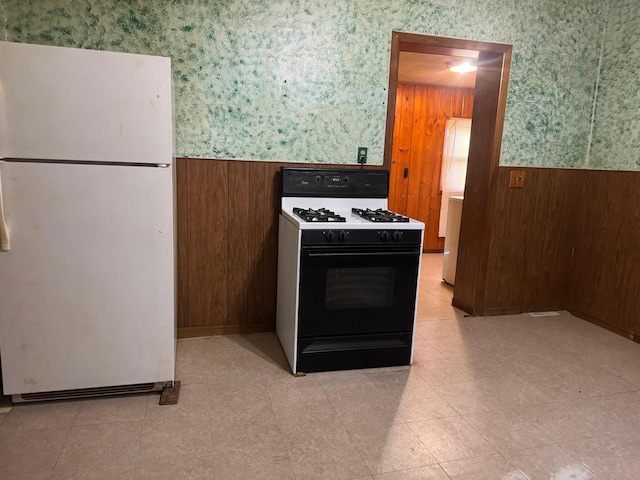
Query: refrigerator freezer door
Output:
[[0, 41, 172, 165], [0, 162, 175, 394]]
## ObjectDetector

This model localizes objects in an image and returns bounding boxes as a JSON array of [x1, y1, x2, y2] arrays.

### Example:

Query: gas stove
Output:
[[276, 167, 425, 374]]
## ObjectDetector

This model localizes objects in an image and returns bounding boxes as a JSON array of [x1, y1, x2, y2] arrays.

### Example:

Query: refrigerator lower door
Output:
[[0, 162, 175, 395], [0, 162, 10, 251]]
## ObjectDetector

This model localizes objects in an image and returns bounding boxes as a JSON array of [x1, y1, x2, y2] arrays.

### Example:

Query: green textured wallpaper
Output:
[[1, 0, 638, 170], [589, 0, 640, 170]]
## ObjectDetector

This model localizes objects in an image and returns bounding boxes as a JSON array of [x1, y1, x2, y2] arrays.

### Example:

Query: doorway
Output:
[[388, 51, 477, 253], [383, 32, 512, 315]]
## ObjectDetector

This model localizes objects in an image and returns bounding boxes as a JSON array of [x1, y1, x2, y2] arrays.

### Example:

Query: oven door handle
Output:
[[305, 250, 419, 257]]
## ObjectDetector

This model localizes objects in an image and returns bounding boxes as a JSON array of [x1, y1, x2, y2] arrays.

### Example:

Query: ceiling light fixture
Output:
[[448, 60, 477, 74]]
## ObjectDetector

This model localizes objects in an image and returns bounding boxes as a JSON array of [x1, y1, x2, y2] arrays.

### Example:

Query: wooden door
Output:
[[389, 83, 474, 251]]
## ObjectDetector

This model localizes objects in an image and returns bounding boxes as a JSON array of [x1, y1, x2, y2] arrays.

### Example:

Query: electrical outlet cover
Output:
[[509, 170, 526, 188], [357, 147, 368, 164]]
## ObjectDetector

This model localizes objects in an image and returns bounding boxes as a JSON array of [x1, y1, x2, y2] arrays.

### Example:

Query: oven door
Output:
[[298, 245, 420, 337]]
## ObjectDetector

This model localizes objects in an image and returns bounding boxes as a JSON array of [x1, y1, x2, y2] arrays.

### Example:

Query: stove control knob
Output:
[[324, 231, 336, 242], [392, 231, 403, 242], [338, 231, 349, 242], [379, 231, 390, 242]]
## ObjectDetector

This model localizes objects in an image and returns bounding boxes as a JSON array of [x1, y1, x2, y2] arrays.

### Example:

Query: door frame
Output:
[[383, 32, 513, 316]]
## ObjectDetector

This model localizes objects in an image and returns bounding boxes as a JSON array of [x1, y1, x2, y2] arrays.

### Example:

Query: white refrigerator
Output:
[[0, 41, 175, 400]]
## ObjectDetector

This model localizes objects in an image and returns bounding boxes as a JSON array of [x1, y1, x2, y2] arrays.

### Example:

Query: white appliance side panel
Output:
[[442, 197, 464, 285], [275, 215, 301, 374], [0, 162, 175, 394], [0, 41, 172, 164], [409, 228, 425, 365]]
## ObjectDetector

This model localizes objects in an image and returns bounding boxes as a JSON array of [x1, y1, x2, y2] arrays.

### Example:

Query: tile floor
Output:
[[2, 254, 640, 479]]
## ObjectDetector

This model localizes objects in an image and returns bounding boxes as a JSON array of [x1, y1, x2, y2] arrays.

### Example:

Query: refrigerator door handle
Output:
[[0, 162, 10, 251]]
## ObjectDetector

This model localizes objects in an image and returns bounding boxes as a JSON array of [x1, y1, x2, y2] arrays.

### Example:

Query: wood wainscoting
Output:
[[177, 158, 640, 342], [565, 170, 640, 340], [482, 168, 579, 315], [177, 159, 286, 337], [476, 166, 640, 340]]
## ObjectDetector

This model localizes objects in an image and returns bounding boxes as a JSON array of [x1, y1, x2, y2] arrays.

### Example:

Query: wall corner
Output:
[[0, 0, 7, 41]]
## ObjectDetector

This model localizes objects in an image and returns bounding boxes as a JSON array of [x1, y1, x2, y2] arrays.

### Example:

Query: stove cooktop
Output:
[[283, 204, 424, 230], [292, 207, 411, 224]]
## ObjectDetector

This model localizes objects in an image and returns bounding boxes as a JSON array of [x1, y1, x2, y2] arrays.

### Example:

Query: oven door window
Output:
[[298, 247, 420, 337], [326, 266, 395, 310]]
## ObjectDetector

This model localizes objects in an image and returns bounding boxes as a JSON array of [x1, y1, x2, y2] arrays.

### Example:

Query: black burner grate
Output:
[[293, 207, 346, 222], [351, 208, 410, 223]]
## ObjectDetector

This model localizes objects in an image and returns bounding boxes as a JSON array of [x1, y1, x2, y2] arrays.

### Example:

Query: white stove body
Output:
[[276, 171, 425, 374]]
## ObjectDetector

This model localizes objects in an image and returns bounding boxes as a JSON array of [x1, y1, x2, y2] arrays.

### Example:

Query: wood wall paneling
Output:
[[391, 84, 415, 216], [176, 159, 189, 329], [483, 168, 578, 314], [406, 85, 427, 221], [566, 171, 640, 337], [461, 90, 474, 117], [183, 160, 229, 330], [389, 84, 474, 252], [567, 172, 607, 323], [481, 167, 639, 339], [482, 168, 527, 313], [520, 169, 578, 312], [415, 86, 439, 243], [228, 161, 251, 327], [426, 87, 451, 252], [247, 162, 266, 326], [177, 158, 640, 344], [177, 159, 287, 337]]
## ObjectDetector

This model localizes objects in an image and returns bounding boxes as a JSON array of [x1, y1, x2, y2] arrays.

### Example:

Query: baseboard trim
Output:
[[482, 306, 522, 316], [177, 323, 275, 339], [568, 308, 635, 341], [452, 297, 474, 315]]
